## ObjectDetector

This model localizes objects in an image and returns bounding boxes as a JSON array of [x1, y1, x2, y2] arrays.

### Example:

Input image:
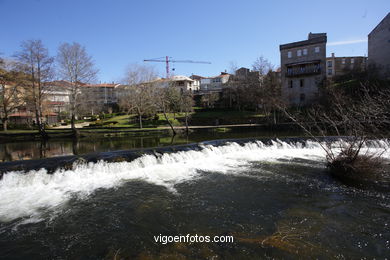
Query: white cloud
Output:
[[328, 39, 367, 46]]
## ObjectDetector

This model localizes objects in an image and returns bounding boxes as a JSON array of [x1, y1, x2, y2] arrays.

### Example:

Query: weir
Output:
[[0, 137, 388, 223], [0, 138, 389, 259], [0, 136, 346, 176]]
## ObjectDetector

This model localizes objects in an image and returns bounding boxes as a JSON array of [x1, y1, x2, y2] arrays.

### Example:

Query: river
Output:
[[0, 138, 389, 259]]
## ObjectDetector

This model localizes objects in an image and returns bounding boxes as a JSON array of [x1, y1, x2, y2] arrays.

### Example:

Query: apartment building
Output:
[[81, 83, 119, 105], [43, 80, 72, 114], [280, 33, 327, 105], [326, 53, 367, 78], [368, 12, 390, 78], [79, 83, 120, 115]]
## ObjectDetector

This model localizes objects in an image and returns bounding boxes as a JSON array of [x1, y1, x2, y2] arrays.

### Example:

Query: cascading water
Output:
[[0, 139, 389, 259], [0, 139, 388, 223]]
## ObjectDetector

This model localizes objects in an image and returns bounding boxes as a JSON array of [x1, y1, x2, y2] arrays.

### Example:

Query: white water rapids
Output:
[[0, 139, 388, 223]]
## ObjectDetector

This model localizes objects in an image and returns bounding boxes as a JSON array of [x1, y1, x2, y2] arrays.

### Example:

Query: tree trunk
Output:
[[35, 106, 48, 140], [138, 114, 143, 129], [163, 110, 176, 136], [3, 117, 8, 131], [185, 111, 189, 136], [71, 112, 80, 137]]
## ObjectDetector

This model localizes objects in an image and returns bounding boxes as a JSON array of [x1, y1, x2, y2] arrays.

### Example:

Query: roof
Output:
[[154, 76, 194, 82], [82, 83, 120, 88], [44, 80, 74, 87], [280, 33, 327, 50], [190, 75, 205, 79], [201, 73, 231, 79], [170, 75, 194, 82], [9, 112, 32, 117]]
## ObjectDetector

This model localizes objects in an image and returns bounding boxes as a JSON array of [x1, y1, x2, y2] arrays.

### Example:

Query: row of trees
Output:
[[200, 56, 282, 123], [118, 64, 193, 135], [0, 40, 98, 137]]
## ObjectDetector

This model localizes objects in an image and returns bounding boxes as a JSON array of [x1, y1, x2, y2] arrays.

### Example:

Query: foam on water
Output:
[[0, 139, 388, 223]]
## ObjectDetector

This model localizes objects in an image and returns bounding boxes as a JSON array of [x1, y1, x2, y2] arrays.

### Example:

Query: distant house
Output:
[[280, 32, 327, 105], [234, 67, 260, 81], [368, 12, 390, 78], [189, 75, 204, 91], [168, 75, 198, 91], [199, 72, 231, 92], [152, 75, 198, 92], [326, 53, 367, 78]]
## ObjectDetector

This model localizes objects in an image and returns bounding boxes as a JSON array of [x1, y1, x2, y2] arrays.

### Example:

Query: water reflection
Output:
[[0, 128, 300, 162]]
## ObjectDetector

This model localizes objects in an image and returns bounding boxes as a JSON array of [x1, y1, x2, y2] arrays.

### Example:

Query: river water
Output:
[[0, 128, 300, 162], [0, 139, 389, 259]]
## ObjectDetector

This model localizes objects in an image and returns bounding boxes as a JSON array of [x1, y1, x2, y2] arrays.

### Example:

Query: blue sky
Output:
[[0, 0, 388, 82]]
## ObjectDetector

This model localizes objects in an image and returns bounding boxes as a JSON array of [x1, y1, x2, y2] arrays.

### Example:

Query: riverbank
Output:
[[0, 123, 299, 142]]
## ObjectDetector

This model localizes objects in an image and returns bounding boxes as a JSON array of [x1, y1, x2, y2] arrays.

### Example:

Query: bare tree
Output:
[[252, 56, 274, 75], [155, 85, 178, 135], [15, 40, 54, 139], [278, 73, 390, 185], [57, 42, 98, 136], [228, 60, 239, 75], [119, 64, 158, 129], [180, 89, 194, 134], [0, 60, 25, 131], [201, 92, 219, 108]]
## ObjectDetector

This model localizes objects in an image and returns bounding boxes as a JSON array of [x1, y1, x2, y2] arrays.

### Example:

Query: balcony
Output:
[[285, 61, 322, 77]]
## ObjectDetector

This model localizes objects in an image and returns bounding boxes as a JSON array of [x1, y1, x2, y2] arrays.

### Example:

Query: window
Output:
[[303, 49, 308, 55], [300, 93, 306, 102], [351, 58, 355, 64], [288, 51, 292, 58], [327, 61, 333, 67], [342, 58, 346, 64], [328, 68, 333, 75], [288, 80, 293, 88], [300, 79, 304, 87], [297, 50, 302, 56], [315, 47, 320, 53]]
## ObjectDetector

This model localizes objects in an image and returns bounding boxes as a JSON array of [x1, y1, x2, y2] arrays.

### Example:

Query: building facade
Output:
[[326, 53, 367, 78], [280, 33, 327, 105], [152, 76, 198, 92], [43, 80, 72, 114], [368, 12, 390, 78], [79, 83, 120, 115], [199, 72, 231, 92]]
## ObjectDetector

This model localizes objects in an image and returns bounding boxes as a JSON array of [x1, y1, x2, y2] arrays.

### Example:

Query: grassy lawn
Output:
[[191, 108, 265, 119], [102, 113, 184, 128], [98, 109, 266, 128], [0, 109, 267, 134], [0, 129, 39, 134]]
